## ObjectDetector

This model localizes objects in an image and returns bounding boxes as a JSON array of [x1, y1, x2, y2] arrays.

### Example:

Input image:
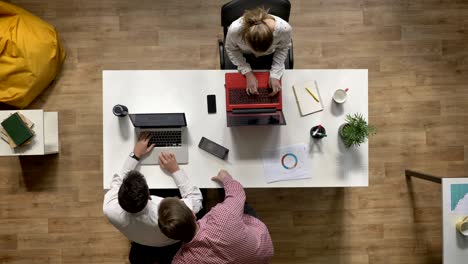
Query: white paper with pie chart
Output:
[[262, 143, 311, 183]]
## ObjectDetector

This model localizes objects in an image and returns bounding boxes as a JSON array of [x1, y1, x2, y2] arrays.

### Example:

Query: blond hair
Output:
[[158, 197, 197, 243], [241, 7, 274, 53]]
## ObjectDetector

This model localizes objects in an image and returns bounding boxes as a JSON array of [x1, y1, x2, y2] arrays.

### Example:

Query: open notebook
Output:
[[292, 80, 324, 116]]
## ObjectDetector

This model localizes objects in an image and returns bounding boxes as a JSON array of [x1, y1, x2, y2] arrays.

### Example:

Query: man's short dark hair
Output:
[[118, 170, 150, 213], [158, 197, 197, 242]]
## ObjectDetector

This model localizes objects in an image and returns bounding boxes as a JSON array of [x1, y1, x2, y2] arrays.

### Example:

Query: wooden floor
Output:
[[1, 0, 468, 263]]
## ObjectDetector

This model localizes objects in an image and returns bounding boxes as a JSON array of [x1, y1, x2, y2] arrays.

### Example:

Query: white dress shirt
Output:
[[225, 15, 292, 79], [103, 155, 203, 247]]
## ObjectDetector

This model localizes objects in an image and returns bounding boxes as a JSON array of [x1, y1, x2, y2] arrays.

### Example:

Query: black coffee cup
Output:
[[113, 104, 128, 117]]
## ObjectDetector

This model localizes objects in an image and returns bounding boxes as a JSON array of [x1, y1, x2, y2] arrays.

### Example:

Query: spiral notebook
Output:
[[292, 80, 324, 116]]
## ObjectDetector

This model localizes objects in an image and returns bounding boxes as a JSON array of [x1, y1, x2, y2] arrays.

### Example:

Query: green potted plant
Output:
[[340, 113, 375, 148]]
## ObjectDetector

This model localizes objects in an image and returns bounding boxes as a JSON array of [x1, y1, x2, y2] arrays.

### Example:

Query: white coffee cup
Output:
[[333, 88, 348, 104], [456, 216, 468, 236]]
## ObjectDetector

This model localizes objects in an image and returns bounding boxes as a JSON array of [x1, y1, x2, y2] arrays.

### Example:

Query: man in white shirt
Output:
[[225, 7, 292, 97], [103, 133, 203, 264]]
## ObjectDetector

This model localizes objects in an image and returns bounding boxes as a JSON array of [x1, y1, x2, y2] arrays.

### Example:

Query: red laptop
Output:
[[225, 72, 282, 111], [225, 72, 286, 127]]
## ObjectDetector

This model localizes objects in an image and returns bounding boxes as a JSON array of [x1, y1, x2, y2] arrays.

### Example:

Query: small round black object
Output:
[[113, 104, 128, 117]]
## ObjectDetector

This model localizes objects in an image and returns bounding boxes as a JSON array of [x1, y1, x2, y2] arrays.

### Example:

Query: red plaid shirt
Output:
[[172, 175, 274, 264]]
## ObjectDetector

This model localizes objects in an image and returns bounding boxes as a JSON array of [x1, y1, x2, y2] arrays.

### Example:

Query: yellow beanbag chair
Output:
[[0, 2, 65, 108]]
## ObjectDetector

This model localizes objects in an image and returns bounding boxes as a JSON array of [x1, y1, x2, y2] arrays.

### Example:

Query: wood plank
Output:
[[0, 202, 103, 219], [0, 219, 48, 235], [369, 254, 441, 264], [292, 208, 414, 226], [369, 100, 441, 117], [77, 46, 202, 68], [290, 11, 364, 26], [370, 146, 464, 163], [295, 26, 401, 44], [60, 31, 159, 49], [119, 9, 220, 31], [367, 238, 429, 255], [48, 217, 114, 233], [442, 40, 468, 56], [297, 0, 365, 12], [363, 0, 468, 11], [270, 224, 384, 242], [416, 69, 468, 85], [17, 232, 126, 250], [0, 235, 17, 250], [158, 29, 221, 46], [273, 255, 369, 264], [402, 25, 468, 41], [383, 222, 441, 239], [369, 85, 466, 103], [61, 247, 128, 264], [0, 249, 62, 264], [49, 16, 120, 33], [322, 41, 441, 58], [380, 55, 452, 72], [369, 71, 417, 87], [53, 0, 120, 17], [364, 9, 468, 26]]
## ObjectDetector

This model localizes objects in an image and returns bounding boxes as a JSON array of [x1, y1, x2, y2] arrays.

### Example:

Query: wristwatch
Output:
[[129, 152, 140, 161]]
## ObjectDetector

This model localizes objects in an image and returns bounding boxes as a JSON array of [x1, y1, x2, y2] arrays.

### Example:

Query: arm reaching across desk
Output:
[[159, 151, 203, 214]]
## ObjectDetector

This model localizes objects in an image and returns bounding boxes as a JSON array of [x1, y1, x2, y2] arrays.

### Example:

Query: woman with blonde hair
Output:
[[225, 7, 292, 96]]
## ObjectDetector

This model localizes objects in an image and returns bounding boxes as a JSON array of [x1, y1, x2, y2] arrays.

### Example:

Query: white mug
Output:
[[456, 216, 468, 236], [333, 88, 348, 104]]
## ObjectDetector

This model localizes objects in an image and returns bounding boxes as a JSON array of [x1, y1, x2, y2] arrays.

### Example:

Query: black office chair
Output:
[[218, 0, 294, 70]]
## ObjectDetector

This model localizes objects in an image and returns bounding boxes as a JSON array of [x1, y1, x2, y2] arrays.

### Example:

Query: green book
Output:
[[1, 112, 34, 146]]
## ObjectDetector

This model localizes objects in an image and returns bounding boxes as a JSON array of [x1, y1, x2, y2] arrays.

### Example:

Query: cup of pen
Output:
[[310, 125, 327, 139]]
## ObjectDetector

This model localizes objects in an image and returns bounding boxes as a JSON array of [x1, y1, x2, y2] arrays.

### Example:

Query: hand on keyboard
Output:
[[134, 132, 155, 159], [245, 71, 259, 96], [268, 77, 281, 96]]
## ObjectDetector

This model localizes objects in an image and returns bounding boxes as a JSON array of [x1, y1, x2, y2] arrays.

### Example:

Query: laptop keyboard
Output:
[[147, 131, 182, 147], [229, 88, 279, 104]]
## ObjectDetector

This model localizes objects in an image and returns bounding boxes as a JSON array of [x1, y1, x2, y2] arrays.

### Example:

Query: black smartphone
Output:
[[207, 94, 216, 114], [198, 137, 229, 160]]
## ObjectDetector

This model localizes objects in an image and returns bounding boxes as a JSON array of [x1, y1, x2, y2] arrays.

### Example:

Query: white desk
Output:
[[103, 70, 368, 189], [442, 178, 468, 264], [0, 110, 59, 156]]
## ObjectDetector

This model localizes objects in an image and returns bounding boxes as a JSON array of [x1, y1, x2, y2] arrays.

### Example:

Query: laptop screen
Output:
[[226, 111, 286, 127], [129, 113, 187, 128]]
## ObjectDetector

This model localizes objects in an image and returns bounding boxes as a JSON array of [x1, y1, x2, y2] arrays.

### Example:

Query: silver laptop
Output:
[[129, 113, 188, 165]]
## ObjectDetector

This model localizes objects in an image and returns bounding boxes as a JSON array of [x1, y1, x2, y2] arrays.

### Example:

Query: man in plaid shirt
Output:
[[158, 170, 274, 264]]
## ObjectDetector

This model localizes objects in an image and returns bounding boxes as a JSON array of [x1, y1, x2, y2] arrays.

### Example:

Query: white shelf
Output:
[[0, 110, 59, 156]]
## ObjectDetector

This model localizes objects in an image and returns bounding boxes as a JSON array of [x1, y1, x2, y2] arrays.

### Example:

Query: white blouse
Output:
[[225, 15, 292, 79]]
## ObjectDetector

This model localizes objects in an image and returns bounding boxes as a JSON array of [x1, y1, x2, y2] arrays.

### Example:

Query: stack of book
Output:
[[0, 112, 35, 148]]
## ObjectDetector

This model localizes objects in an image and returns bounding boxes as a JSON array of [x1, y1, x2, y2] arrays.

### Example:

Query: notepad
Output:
[[292, 80, 324, 116], [1, 112, 34, 146]]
